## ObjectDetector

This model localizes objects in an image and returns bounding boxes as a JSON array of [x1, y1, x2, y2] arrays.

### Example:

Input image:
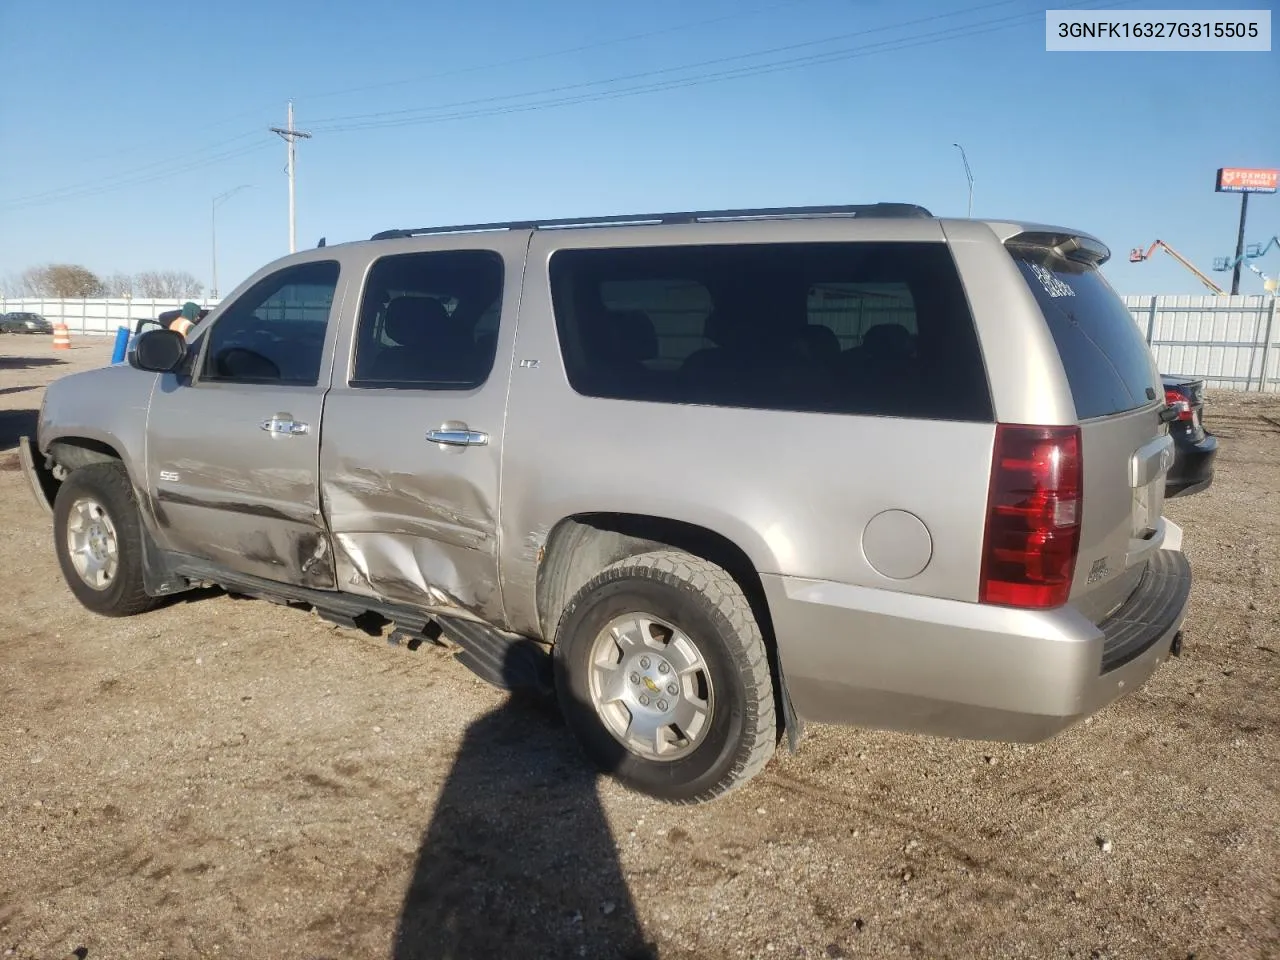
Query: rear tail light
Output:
[[1163, 387, 1194, 421], [979, 424, 1083, 609]]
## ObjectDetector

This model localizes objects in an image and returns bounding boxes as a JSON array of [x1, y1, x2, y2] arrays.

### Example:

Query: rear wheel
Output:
[[553, 550, 776, 803], [53, 462, 159, 617]]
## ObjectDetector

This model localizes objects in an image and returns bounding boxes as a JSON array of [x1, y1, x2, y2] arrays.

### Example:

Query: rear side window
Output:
[[1009, 246, 1159, 420], [549, 242, 992, 421], [351, 250, 504, 390]]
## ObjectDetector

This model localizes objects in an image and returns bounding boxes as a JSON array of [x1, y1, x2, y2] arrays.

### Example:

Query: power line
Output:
[[307, 0, 1028, 130], [1, 0, 825, 205], [314, 0, 1130, 135], [0, 140, 272, 211], [51, 110, 278, 171], [0, 131, 264, 207], [296, 0, 826, 105], [0, 0, 1132, 212]]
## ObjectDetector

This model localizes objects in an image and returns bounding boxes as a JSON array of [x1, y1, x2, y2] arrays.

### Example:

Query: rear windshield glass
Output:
[[1010, 246, 1158, 420], [550, 241, 993, 421]]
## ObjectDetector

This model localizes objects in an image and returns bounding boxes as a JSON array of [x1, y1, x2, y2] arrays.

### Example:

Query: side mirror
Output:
[[130, 328, 188, 373]]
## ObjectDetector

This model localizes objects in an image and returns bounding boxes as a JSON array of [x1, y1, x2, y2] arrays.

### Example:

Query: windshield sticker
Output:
[[1028, 262, 1076, 298]]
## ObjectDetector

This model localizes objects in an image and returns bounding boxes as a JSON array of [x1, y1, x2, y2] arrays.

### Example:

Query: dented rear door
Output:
[[318, 234, 530, 625]]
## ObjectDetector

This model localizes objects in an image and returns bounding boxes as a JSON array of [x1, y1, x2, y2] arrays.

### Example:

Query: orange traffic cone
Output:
[[52, 323, 71, 350]]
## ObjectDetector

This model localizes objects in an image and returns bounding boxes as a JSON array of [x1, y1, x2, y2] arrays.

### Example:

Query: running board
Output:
[[169, 557, 550, 692], [436, 615, 553, 693]]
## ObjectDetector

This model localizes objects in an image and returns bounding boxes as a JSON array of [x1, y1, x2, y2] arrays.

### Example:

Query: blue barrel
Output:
[[110, 325, 131, 364]]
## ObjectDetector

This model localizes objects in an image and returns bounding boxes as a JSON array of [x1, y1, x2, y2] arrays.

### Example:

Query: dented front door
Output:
[[145, 258, 345, 589], [318, 238, 528, 626]]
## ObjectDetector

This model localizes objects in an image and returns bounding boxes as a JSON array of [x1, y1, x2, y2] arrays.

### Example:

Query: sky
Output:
[[0, 0, 1276, 299]]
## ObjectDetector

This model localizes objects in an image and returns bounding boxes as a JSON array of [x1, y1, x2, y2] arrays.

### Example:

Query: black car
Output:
[[1163, 374, 1217, 497], [0, 312, 54, 334]]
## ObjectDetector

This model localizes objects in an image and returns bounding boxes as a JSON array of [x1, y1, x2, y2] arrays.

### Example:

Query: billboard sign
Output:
[[1216, 168, 1278, 194]]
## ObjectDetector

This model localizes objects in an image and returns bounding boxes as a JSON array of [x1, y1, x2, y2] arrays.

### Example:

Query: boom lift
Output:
[[1129, 240, 1225, 295], [1213, 235, 1280, 273]]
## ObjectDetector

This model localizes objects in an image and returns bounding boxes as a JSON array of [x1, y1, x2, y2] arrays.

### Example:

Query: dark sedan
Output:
[[1163, 374, 1218, 498], [0, 312, 54, 334]]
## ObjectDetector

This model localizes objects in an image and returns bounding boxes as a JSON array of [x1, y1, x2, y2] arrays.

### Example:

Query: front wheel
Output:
[[53, 462, 159, 617], [553, 550, 777, 804]]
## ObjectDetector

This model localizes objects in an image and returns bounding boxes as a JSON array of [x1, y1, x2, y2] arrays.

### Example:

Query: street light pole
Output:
[[212, 185, 251, 299], [952, 143, 974, 218]]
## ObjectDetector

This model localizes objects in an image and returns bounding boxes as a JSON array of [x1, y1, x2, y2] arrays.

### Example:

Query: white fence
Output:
[[1123, 295, 1279, 393], [5, 293, 1278, 392], [0, 297, 221, 336]]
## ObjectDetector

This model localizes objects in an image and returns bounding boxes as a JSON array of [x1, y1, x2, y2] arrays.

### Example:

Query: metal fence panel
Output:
[[0, 297, 221, 336], [1122, 294, 1278, 393]]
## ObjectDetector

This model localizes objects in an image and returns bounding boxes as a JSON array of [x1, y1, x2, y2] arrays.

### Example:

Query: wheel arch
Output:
[[536, 513, 804, 750], [44, 438, 188, 600], [49, 436, 125, 471], [24, 436, 127, 513]]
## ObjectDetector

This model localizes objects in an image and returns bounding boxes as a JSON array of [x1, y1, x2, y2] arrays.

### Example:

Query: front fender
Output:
[[39, 364, 156, 492]]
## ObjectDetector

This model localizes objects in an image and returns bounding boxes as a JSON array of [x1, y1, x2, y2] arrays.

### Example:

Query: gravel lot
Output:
[[1, 339, 1277, 960]]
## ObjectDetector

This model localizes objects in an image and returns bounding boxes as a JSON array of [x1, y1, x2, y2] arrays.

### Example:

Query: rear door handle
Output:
[[261, 414, 310, 437], [426, 427, 489, 447]]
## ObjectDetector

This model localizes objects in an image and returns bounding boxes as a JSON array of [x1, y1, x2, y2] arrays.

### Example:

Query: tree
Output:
[[18, 264, 103, 297], [100, 272, 135, 297], [133, 270, 204, 298]]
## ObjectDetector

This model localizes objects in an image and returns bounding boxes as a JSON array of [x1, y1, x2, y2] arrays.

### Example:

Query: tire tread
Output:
[[54, 462, 158, 617], [563, 549, 776, 804]]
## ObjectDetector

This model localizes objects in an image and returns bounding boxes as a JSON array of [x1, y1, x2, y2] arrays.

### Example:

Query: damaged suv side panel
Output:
[[317, 234, 530, 625], [38, 363, 155, 492], [142, 254, 350, 590]]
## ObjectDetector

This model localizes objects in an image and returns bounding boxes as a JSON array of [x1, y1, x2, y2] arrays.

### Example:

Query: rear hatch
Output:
[[1007, 234, 1172, 625]]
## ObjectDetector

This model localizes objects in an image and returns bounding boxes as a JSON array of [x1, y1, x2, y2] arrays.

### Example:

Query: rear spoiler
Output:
[[1005, 231, 1111, 266]]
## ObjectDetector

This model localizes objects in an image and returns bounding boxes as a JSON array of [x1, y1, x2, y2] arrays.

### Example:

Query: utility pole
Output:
[[1230, 192, 1249, 296], [270, 100, 311, 253], [952, 143, 974, 218]]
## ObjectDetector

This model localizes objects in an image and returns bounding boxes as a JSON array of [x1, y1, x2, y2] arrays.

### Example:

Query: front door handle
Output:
[[261, 413, 310, 437], [426, 427, 489, 447]]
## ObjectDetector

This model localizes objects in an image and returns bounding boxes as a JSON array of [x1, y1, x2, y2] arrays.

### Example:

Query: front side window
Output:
[[550, 242, 992, 421], [351, 250, 504, 390], [200, 261, 340, 385]]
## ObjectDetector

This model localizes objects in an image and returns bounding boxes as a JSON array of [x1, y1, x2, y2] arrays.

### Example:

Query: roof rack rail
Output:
[[370, 202, 933, 241]]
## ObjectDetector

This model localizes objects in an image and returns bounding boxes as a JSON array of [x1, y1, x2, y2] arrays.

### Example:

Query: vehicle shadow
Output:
[[0, 355, 66, 370], [392, 642, 658, 960], [0, 409, 37, 452], [0, 385, 35, 397]]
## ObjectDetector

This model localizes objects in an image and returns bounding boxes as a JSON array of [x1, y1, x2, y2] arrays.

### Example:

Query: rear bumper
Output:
[[766, 528, 1191, 742], [1166, 433, 1217, 498]]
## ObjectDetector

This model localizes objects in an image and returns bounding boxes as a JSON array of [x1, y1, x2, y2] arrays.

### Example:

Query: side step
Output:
[[170, 556, 551, 692], [436, 616, 553, 693]]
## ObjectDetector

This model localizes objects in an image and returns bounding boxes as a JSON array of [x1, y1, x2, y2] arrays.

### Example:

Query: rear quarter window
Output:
[[1010, 246, 1159, 420], [549, 241, 993, 422]]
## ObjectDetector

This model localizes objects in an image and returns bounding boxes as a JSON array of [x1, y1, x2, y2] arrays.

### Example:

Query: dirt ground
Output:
[[1, 338, 1276, 960]]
